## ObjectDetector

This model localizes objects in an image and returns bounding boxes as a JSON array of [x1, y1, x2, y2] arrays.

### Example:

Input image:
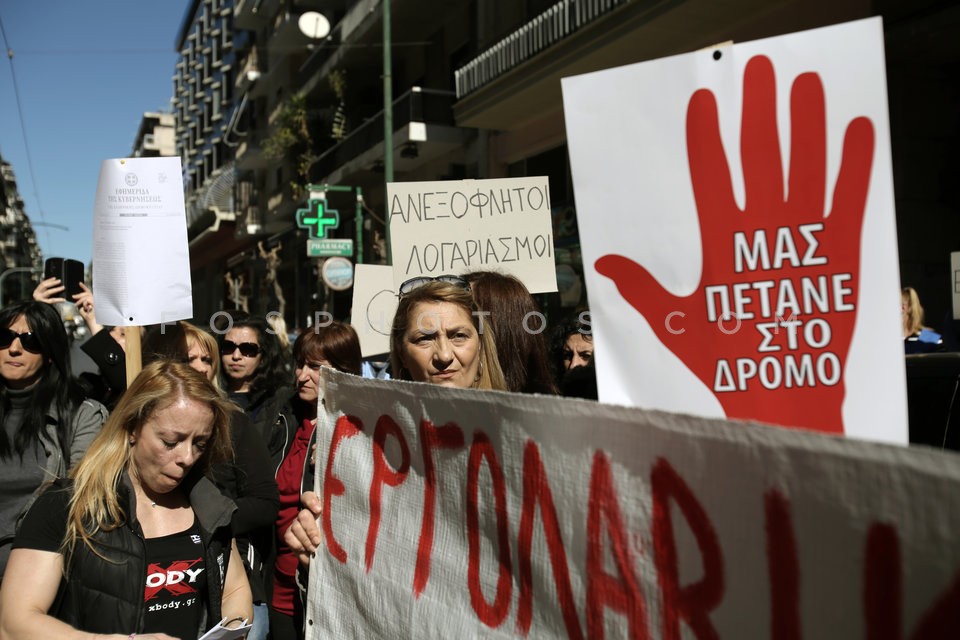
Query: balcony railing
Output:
[[308, 87, 456, 183], [455, 0, 628, 98]]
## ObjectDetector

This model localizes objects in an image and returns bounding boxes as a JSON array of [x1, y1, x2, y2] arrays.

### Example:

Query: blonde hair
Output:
[[390, 281, 507, 391], [902, 287, 927, 336], [182, 321, 222, 391], [63, 360, 235, 560]]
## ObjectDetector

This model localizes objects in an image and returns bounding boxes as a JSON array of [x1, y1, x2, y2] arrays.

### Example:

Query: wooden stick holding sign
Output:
[[92, 157, 194, 378], [124, 328, 142, 387]]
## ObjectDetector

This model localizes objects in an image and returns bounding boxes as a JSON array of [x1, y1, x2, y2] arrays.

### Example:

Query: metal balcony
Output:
[[455, 0, 628, 99], [307, 87, 465, 184]]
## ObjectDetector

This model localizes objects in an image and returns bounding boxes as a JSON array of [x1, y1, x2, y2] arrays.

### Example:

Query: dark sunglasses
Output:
[[398, 274, 471, 297], [0, 328, 43, 354], [220, 340, 261, 357]]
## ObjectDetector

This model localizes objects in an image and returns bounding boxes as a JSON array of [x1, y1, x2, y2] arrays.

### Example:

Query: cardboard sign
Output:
[[305, 369, 960, 639], [351, 264, 398, 357], [562, 18, 905, 442], [387, 177, 558, 294], [92, 157, 192, 325]]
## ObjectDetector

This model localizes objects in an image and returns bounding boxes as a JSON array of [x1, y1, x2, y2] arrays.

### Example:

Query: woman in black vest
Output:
[[0, 360, 253, 639]]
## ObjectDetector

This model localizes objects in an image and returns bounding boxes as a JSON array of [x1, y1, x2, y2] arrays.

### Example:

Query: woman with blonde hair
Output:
[[390, 277, 507, 391], [0, 360, 253, 639], [143, 321, 280, 640], [902, 286, 944, 353], [280, 279, 509, 593]]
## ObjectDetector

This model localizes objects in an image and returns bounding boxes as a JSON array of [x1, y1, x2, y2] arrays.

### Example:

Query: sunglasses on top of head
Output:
[[398, 274, 471, 297], [220, 340, 261, 357], [0, 328, 43, 354]]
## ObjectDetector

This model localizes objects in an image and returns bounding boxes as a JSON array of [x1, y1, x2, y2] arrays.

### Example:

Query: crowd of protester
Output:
[[0, 270, 596, 639]]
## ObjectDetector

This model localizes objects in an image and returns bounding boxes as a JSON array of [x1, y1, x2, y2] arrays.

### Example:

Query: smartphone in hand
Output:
[[43, 257, 85, 298]]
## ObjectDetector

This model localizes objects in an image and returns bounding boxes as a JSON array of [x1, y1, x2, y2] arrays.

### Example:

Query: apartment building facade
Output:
[[0, 157, 42, 304], [178, 0, 958, 328], [132, 112, 177, 158]]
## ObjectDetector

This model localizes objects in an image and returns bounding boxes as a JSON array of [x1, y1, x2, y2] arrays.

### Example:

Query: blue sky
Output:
[[0, 0, 190, 268]]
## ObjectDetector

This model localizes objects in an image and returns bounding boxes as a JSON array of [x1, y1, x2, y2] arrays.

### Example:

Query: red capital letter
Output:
[[586, 451, 650, 639], [413, 419, 465, 597], [652, 458, 723, 640], [365, 415, 410, 572], [466, 431, 513, 628], [516, 440, 583, 639], [864, 523, 901, 640], [322, 415, 362, 563], [765, 490, 801, 640]]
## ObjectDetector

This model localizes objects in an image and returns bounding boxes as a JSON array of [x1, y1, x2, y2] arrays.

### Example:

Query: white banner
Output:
[[562, 18, 905, 443], [387, 177, 558, 294], [92, 156, 192, 326], [306, 369, 960, 639]]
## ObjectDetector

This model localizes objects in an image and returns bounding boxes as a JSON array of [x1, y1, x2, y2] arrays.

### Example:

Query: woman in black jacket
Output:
[[0, 360, 252, 638]]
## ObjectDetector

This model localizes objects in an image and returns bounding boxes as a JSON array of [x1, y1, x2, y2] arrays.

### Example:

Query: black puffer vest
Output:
[[54, 473, 237, 636]]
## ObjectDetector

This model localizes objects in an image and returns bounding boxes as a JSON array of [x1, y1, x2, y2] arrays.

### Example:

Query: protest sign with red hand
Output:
[[596, 55, 875, 433]]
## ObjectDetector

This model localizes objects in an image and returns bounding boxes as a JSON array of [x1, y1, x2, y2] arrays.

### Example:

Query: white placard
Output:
[[92, 157, 192, 326], [306, 369, 960, 639], [387, 177, 558, 294], [351, 264, 397, 357], [562, 18, 906, 443]]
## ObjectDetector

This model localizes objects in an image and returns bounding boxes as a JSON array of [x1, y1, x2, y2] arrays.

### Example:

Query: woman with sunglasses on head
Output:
[[390, 277, 507, 390], [0, 360, 253, 639], [0, 301, 108, 581], [219, 314, 294, 460], [281, 278, 508, 580]]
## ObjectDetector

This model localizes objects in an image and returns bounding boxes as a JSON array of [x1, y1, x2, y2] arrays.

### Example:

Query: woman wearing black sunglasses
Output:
[[218, 314, 294, 463], [0, 301, 108, 579]]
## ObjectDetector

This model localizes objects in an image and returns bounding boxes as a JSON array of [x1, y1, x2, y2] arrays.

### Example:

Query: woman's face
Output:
[[130, 396, 214, 496], [295, 355, 329, 406], [400, 301, 480, 388], [186, 339, 215, 382], [1, 314, 45, 390], [221, 327, 262, 387], [563, 333, 594, 371]]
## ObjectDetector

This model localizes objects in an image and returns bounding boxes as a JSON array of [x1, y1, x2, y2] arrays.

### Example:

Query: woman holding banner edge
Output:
[[281, 277, 508, 578]]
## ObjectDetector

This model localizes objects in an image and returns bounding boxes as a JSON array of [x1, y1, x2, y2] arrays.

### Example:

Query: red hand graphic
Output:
[[596, 55, 875, 433]]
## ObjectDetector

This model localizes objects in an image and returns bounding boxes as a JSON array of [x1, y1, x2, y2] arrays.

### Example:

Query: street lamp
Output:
[[383, 0, 393, 264]]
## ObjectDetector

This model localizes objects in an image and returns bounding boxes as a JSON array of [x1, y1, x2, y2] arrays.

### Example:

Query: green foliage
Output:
[[262, 94, 318, 197]]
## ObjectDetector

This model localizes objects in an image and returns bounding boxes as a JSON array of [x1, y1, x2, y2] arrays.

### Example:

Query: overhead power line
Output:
[[0, 11, 50, 244]]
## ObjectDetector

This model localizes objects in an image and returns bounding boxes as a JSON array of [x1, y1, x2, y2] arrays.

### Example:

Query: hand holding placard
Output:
[[596, 55, 875, 432]]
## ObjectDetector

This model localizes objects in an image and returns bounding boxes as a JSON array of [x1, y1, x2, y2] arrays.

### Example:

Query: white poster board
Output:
[[562, 18, 905, 443], [351, 264, 398, 357], [387, 177, 558, 294], [92, 157, 192, 325], [306, 369, 960, 639]]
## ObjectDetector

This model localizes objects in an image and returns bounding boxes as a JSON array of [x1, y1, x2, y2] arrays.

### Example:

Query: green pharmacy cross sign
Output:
[[296, 197, 340, 239]]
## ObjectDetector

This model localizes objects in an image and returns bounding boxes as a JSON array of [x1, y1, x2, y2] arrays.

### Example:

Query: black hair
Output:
[[549, 312, 593, 386], [0, 301, 86, 460], [218, 313, 291, 395]]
